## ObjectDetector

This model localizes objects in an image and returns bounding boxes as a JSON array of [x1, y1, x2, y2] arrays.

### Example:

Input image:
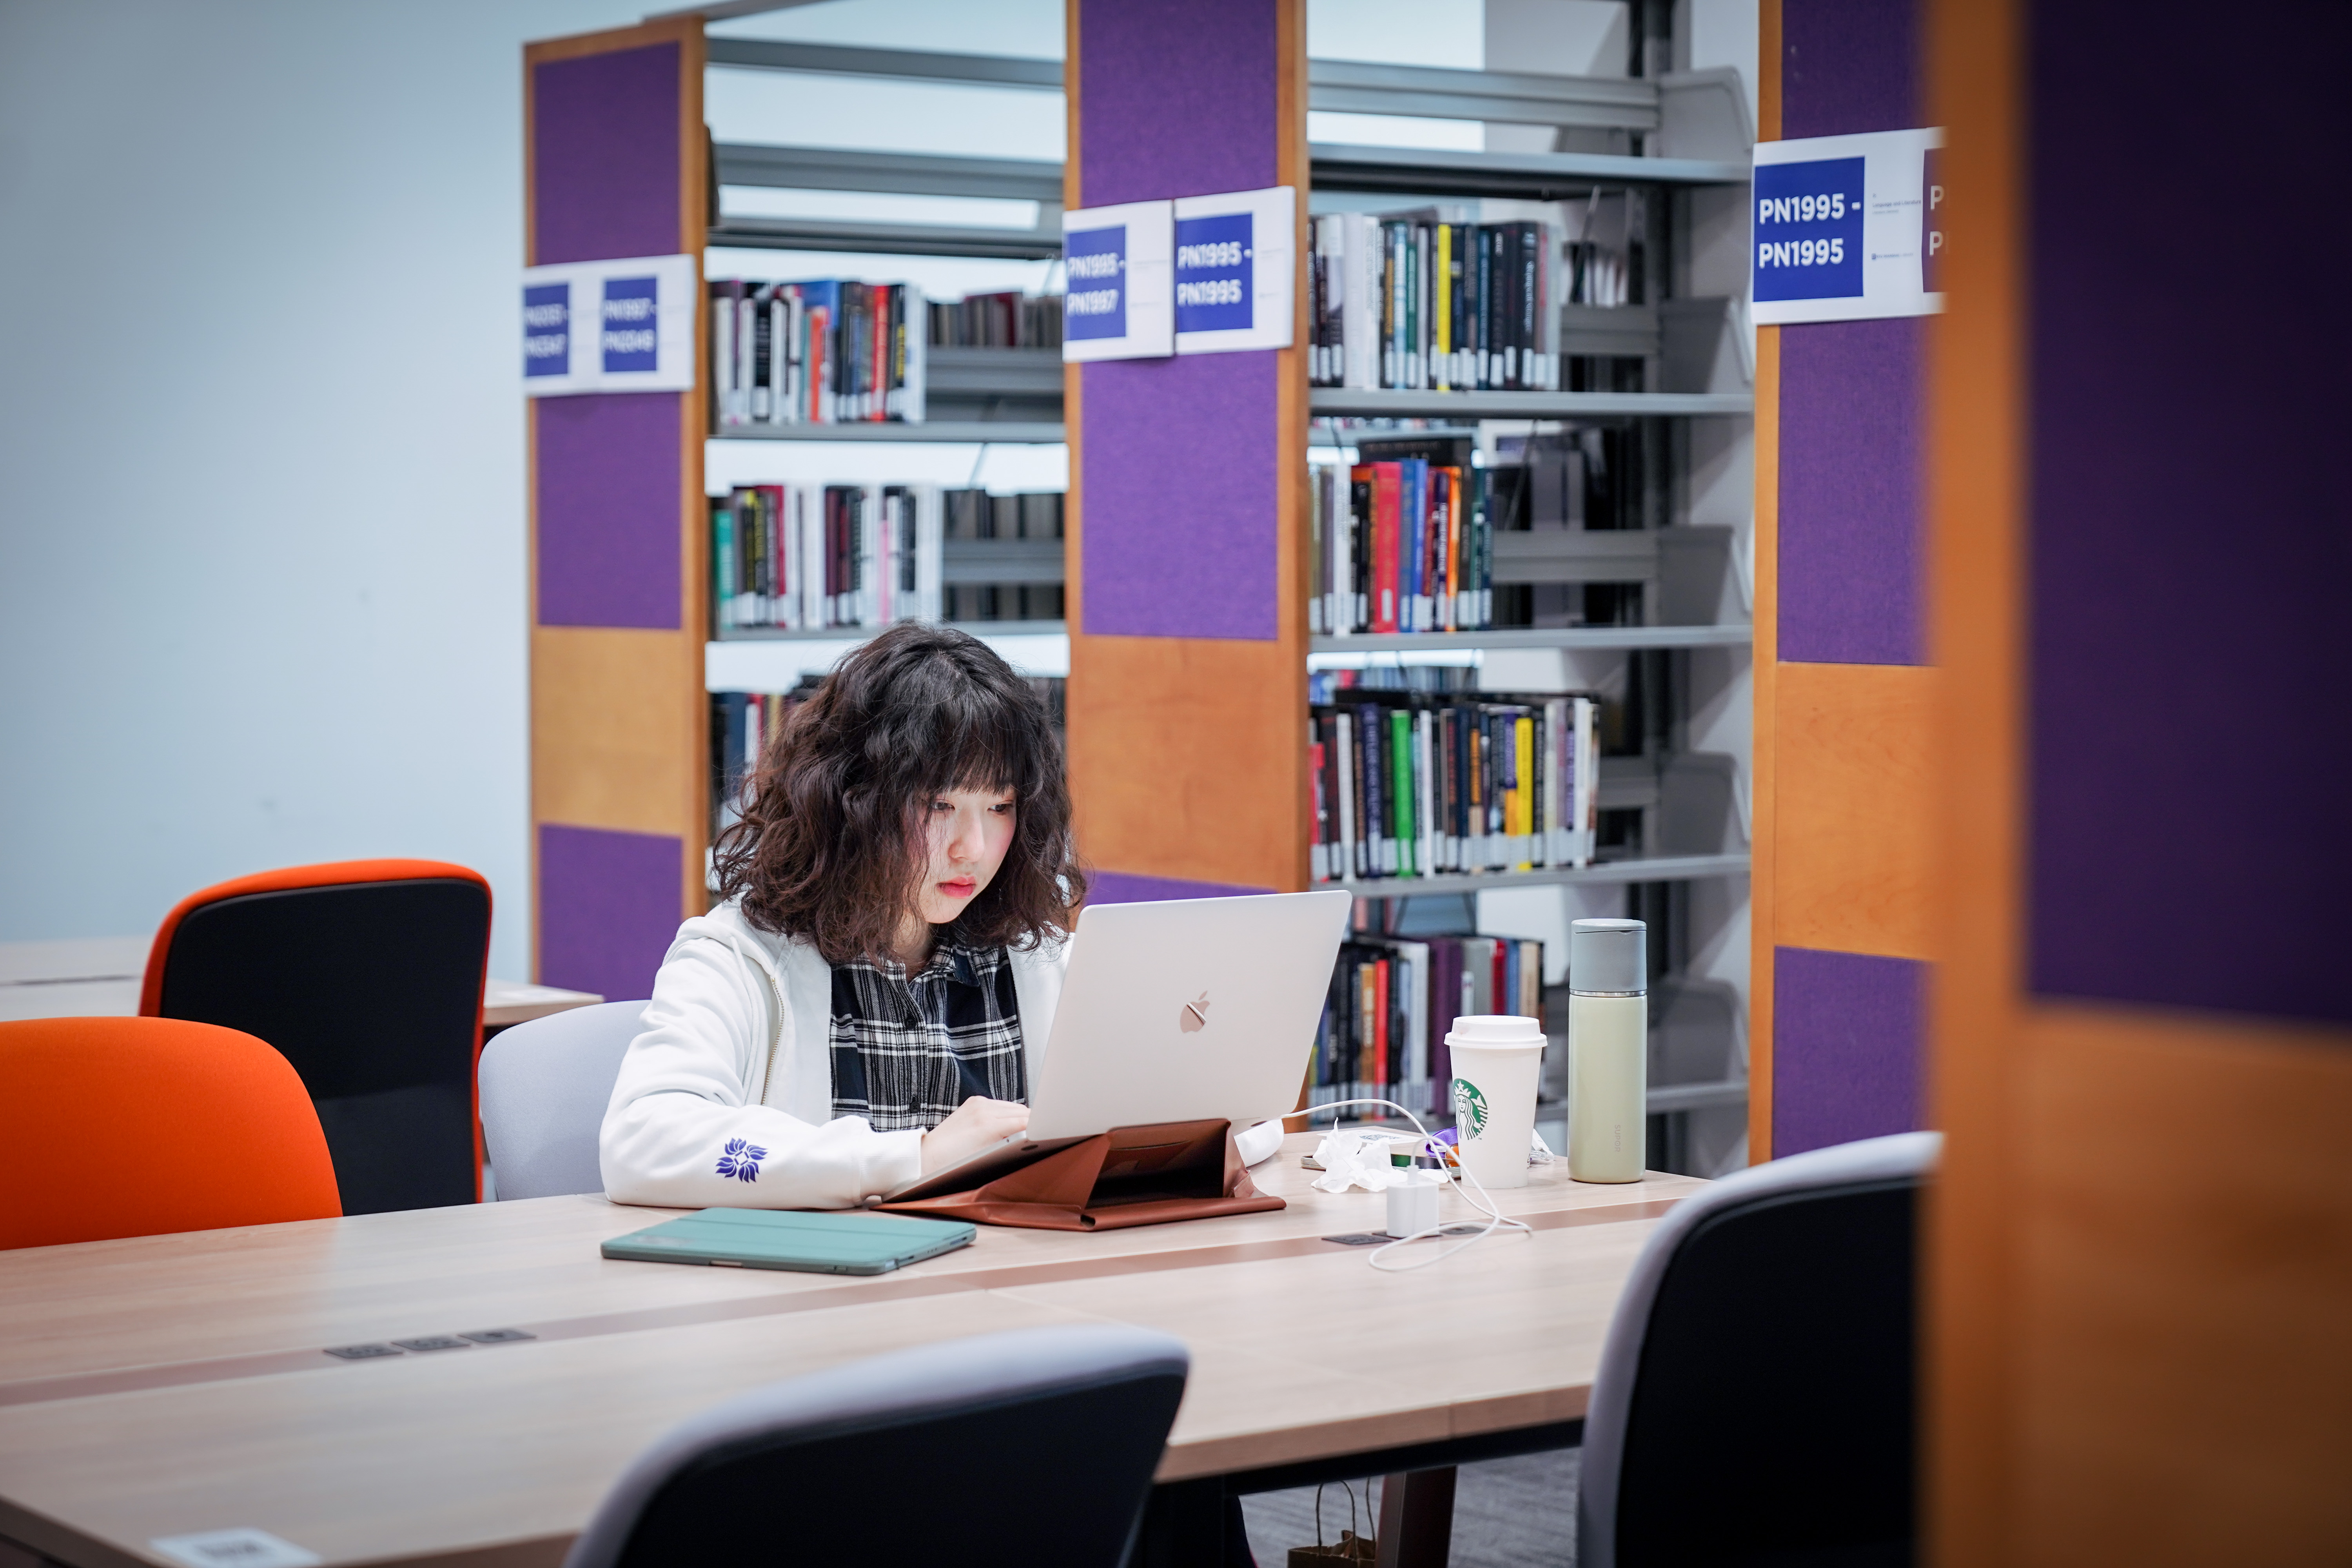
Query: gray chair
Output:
[[1579, 1131, 1941, 1568], [477, 1000, 644, 1200], [563, 1324, 1190, 1568]]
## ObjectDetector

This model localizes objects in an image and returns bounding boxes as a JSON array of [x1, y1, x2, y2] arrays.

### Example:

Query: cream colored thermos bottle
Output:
[[1568, 917, 1647, 1183]]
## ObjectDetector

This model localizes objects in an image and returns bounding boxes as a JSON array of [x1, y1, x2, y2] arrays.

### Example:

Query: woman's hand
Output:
[[920, 1096, 1030, 1174]]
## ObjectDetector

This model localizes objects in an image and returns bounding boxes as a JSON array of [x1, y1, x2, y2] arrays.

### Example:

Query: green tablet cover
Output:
[[600, 1207, 977, 1275]]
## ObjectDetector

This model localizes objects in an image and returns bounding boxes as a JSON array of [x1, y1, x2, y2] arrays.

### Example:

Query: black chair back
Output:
[[567, 1326, 1190, 1568], [151, 865, 489, 1213], [1582, 1132, 1938, 1568]]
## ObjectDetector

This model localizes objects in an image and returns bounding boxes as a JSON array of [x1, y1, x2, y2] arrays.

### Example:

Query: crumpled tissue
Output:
[[1310, 1129, 1419, 1193]]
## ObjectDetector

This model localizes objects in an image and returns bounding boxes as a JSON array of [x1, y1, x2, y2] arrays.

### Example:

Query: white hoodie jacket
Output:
[[599, 898, 1069, 1211]]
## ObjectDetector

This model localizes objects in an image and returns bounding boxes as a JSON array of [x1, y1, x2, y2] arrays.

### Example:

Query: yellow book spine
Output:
[[1434, 224, 1452, 389], [1514, 716, 1535, 867]]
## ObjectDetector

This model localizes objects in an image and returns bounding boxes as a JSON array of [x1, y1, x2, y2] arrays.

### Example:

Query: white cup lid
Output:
[[1445, 1014, 1544, 1049]]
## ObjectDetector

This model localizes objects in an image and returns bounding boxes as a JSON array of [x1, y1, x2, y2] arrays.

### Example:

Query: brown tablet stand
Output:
[[877, 1118, 1284, 1231]]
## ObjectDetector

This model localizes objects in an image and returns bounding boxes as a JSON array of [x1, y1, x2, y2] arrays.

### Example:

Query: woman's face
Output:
[[916, 786, 1016, 927]]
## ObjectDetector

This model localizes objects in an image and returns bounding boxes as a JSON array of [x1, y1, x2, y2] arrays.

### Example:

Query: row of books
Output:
[[1308, 665, 1479, 704], [947, 585, 1064, 622], [711, 279, 926, 428], [1307, 934, 1547, 1115], [1310, 455, 1503, 635], [712, 484, 941, 630], [927, 291, 1062, 350], [1311, 693, 1600, 884], [713, 486, 1066, 632], [712, 679, 1066, 828], [712, 688, 809, 822], [949, 488, 1064, 541], [1307, 211, 1632, 392]]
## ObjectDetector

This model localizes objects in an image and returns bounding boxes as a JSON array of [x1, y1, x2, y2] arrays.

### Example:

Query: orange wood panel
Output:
[[2011, 1004, 2352, 1566], [1068, 637, 1307, 891], [1773, 661, 1935, 961], [1749, 324, 1781, 1162], [1758, 0, 1782, 142], [532, 627, 701, 839], [1923, 0, 2029, 1559]]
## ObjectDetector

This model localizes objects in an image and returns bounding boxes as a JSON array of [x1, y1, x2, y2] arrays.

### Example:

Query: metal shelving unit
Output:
[[701, 31, 1754, 1171], [711, 421, 1064, 443], [713, 618, 1065, 644], [1308, 141, 1746, 197], [1311, 625, 1748, 653], [1324, 853, 1749, 898], [1310, 388, 1750, 419], [1297, 36, 1757, 1175]]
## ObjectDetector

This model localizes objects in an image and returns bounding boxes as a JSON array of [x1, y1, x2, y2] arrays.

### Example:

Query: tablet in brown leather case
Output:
[[876, 1118, 1284, 1231]]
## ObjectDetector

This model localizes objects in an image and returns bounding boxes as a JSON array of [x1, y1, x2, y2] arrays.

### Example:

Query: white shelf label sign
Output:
[[1172, 185, 1295, 355], [522, 252, 698, 395], [1751, 128, 1944, 325], [1062, 200, 1174, 361]]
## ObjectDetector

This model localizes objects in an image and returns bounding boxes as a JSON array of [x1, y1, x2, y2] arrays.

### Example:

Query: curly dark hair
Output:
[[712, 622, 1084, 963]]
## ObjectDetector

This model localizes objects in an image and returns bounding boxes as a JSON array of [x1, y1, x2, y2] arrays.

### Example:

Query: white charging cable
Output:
[[1296, 1097, 1533, 1271]]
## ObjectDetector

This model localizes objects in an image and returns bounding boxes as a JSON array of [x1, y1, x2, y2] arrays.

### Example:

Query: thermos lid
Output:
[[1570, 918, 1646, 995]]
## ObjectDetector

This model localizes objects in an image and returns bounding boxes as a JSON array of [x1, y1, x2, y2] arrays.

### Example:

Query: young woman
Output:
[[599, 622, 1082, 1210]]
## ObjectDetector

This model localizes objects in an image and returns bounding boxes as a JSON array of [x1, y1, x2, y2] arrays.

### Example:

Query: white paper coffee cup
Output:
[[1445, 1015, 1545, 1191]]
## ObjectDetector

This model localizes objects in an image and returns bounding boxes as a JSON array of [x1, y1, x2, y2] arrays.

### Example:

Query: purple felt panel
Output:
[[2026, 2, 2352, 1026], [531, 42, 681, 265], [536, 393, 681, 629], [1073, 0, 1283, 642], [1088, 870, 1272, 905], [1773, 946, 1925, 1156], [1780, 0, 1919, 140], [538, 825, 680, 1004], [1081, 354, 1278, 639], [1077, 0, 1275, 207], [1777, 318, 1924, 665]]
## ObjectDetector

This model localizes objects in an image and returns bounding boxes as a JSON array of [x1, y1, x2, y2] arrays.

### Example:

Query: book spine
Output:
[[1370, 465, 1400, 634], [1389, 708, 1414, 877], [1416, 709, 1436, 879], [1337, 709, 1359, 879]]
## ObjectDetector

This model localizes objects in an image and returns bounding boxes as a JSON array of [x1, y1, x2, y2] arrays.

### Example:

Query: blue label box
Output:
[[601, 276, 659, 372], [1172, 211, 1253, 335], [1753, 156, 1864, 303], [523, 283, 569, 377], [1065, 226, 1127, 341]]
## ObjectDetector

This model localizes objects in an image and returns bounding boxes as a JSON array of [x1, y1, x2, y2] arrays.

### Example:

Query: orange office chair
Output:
[[143, 859, 491, 1215], [0, 1016, 341, 1250]]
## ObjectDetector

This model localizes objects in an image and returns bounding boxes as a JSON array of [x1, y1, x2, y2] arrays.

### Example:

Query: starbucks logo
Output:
[[1451, 1077, 1489, 1139]]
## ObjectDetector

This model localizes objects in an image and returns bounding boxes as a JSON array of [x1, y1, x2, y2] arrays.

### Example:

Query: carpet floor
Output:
[[1238, 1446, 1581, 1567]]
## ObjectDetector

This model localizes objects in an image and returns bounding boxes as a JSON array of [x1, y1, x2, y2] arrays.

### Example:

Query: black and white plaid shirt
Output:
[[829, 940, 1026, 1131]]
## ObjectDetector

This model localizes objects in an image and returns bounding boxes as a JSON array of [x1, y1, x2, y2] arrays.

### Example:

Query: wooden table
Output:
[[0, 938, 601, 1029], [0, 1138, 1700, 1568]]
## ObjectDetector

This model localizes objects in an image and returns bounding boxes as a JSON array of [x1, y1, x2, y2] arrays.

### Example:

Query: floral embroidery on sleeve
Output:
[[715, 1137, 768, 1182]]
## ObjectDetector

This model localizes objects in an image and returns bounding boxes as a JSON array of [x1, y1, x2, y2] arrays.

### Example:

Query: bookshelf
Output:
[[1058, 0, 1754, 1170], [525, 7, 1753, 1164], [699, 53, 1076, 734]]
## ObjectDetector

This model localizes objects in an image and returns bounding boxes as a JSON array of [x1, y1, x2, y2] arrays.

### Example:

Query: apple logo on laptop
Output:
[[1179, 991, 1211, 1033]]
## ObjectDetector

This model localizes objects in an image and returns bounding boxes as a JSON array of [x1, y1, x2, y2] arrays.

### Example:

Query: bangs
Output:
[[899, 656, 1043, 800]]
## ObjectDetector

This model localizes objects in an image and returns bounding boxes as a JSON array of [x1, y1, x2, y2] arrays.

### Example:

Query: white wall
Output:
[[0, 0, 649, 979]]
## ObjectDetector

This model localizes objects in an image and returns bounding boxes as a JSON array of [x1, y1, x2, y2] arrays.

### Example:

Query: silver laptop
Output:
[[883, 889, 1352, 1201]]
